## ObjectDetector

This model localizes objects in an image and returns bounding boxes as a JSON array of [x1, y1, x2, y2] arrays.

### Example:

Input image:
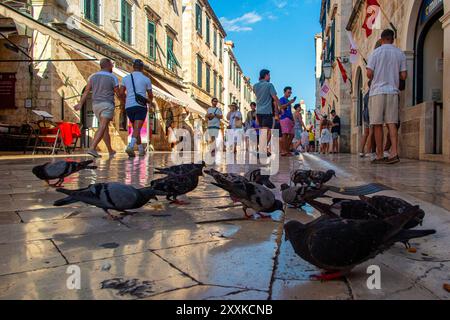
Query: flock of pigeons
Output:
[[32, 159, 436, 280]]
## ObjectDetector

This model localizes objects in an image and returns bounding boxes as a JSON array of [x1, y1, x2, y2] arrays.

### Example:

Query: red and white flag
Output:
[[320, 81, 330, 98], [362, 0, 381, 38], [336, 58, 348, 83], [347, 31, 358, 64]]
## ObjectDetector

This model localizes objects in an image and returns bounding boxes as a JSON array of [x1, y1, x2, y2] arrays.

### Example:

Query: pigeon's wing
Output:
[[307, 199, 340, 218], [337, 200, 381, 220], [45, 161, 71, 179], [245, 182, 276, 211], [308, 219, 388, 270], [310, 171, 325, 184]]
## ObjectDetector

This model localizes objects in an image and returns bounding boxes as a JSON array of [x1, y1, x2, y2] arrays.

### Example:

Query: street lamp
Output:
[[322, 60, 332, 79]]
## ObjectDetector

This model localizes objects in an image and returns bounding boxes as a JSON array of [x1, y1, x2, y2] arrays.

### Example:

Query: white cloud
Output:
[[273, 0, 288, 9], [220, 11, 262, 32]]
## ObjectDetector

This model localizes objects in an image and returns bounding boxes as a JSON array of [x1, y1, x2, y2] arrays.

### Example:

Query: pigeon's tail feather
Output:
[[384, 205, 422, 228], [392, 229, 436, 243], [307, 199, 339, 218], [54, 196, 79, 206]]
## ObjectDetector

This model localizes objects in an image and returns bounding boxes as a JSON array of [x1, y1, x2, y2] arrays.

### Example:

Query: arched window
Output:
[[356, 67, 363, 127], [414, 0, 444, 104]]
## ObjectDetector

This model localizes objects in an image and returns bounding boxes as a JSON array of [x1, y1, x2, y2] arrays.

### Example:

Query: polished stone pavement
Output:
[[0, 152, 448, 300]]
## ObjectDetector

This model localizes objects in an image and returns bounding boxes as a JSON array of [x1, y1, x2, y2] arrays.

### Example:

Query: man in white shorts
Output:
[[75, 58, 120, 158], [366, 29, 407, 165]]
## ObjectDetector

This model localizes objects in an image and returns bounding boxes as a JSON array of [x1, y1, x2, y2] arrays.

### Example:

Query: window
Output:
[[205, 16, 210, 46], [170, 0, 179, 15], [148, 21, 156, 60], [195, 3, 202, 35], [219, 36, 223, 61], [213, 71, 217, 97], [213, 30, 217, 55], [197, 55, 203, 87], [167, 35, 180, 72], [219, 76, 223, 102], [229, 93, 233, 105], [229, 61, 232, 80], [205, 64, 211, 93], [121, 0, 132, 44], [84, 0, 100, 25]]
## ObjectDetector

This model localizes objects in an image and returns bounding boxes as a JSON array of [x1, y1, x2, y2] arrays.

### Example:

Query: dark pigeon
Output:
[[208, 170, 284, 218], [291, 169, 312, 186], [310, 170, 336, 188], [284, 207, 436, 281], [53, 182, 165, 219], [150, 167, 203, 205], [154, 161, 205, 175], [32, 160, 97, 187], [359, 195, 426, 229]]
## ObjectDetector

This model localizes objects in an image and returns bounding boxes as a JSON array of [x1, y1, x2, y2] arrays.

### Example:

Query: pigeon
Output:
[[208, 171, 284, 218], [32, 160, 97, 187], [281, 184, 329, 208], [310, 170, 336, 188], [150, 167, 203, 205], [359, 195, 425, 229], [244, 169, 276, 189], [284, 207, 436, 281], [205, 168, 275, 189], [154, 161, 205, 175], [53, 182, 165, 219], [291, 169, 312, 186]]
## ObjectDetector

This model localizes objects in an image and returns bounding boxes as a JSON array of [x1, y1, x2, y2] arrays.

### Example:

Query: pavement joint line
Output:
[[150, 250, 203, 285], [14, 210, 24, 223], [199, 283, 269, 293], [267, 213, 287, 300], [49, 238, 69, 265], [195, 217, 250, 225], [135, 284, 200, 300], [343, 277, 355, 300]]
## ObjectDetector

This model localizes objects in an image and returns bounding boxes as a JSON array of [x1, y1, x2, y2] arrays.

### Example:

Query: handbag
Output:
[[130, 73, 148, 107]]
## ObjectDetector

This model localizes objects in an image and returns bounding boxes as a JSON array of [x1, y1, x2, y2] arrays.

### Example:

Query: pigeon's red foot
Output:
[[310, 271, 345, 281], [170, 199, 190, 205]]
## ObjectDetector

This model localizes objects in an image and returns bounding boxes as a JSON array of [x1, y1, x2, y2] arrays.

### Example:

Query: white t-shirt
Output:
[[229, 111, 242, 129], [207, 107, 222, 128], [367, 44, 407, 97], [122, 71, 152, 109]]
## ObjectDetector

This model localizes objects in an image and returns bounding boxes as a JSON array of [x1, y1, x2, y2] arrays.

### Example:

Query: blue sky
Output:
[[209, 0, 321, 110]]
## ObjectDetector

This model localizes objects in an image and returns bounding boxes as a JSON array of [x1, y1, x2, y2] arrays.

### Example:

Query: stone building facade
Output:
[[319, 0, 353, 153], [181, 0, 226, 113], [223, 40, 242, 117], [0, 0, 206, 152], [345, 0, 449, 163]]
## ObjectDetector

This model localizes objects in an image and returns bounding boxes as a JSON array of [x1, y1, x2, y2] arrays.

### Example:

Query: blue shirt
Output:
[[253, 80, 277, 115], [279, 97, 293, 120], [122, 71, 152, 109]]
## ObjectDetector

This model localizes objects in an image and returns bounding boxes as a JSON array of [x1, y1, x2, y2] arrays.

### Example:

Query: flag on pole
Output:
[[321, 97, 326, 108], [320, 81, 330, 98], [336, 58, 348, 83], [314, 109, 321, 121], [347, 31, 358, 64], [362, 0, 381, 38]]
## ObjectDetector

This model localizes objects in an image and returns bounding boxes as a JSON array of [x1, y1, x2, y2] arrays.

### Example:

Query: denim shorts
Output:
[[93, 101, 115, 120], [126, 106, 147, 122]]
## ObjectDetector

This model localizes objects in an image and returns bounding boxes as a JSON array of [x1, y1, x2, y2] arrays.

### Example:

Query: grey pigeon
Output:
[[150, 167, 203, 205], [208, 170, 284, 218], [32, 160, 97, 187], [284, 207, 436, 281], [291, 169, 312, 186], [53, 182, 165, 219], [244, 169, 276, 189], [154, 161, 205, 175], [281, 184, 329, 208]]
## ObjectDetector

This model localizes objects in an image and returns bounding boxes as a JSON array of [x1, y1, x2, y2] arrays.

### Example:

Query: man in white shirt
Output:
[[206, 97, 223, 154], [367, 29, 407, 165], [120, 59, 153, 158], [75, 58, 119, 158]]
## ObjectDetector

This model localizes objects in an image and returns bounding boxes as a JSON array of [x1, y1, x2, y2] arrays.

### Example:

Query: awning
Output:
[[154, 79, 206, 116]]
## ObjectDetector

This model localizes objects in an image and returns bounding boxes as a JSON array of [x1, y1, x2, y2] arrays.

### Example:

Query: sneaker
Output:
[[371, 158, 386, 165], [109, 151, 117, 158], [87, 149, 101, 158], [138, 148, 146, 157], [385, 155, 400, 164], [384, 151, 391, 159], [369, 153, 377, 161], [359, 153, 365, 158], [125, 146, 135, 158]]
